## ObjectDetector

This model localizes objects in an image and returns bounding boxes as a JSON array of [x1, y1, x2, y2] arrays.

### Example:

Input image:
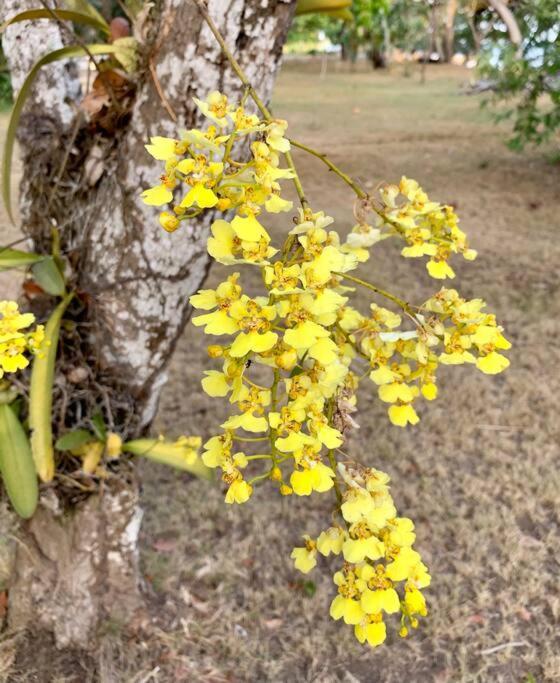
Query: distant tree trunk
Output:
[[381, 11, 391, 65], [487, 0, 522, 50], [443, 0, 458, 62], [467, 6, 482, 54], [1, 0, 294, 650]]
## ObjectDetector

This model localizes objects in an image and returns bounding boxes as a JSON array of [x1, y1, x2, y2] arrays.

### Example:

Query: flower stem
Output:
[[289, 138, 367, 200], [193, 0, 308, 209], [233, 435, 269, 443], [336, 272, 419, 319], [326, 398, 343, 505]]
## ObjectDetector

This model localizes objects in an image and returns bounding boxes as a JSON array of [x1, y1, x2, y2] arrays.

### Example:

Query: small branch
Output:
[[336, 271, 419, 319], [46, 110, 85, 215], [326, 398, 343, 505], [480, 641, 529, 656], [289, 138, 367, 200], [149, 58, 178, 122], [193, 0, 308, 209], [37, 0, 122, 111]]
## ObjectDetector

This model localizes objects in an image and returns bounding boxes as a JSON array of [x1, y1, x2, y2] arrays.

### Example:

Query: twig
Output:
[[149, 57, 177, 121], [336, 271, 420, 320], [289, 138, 367, 199], [480, 641, 529, 655], [193, 0, 308, 210], [37, 0, 122, 111], [46, 110, 85, 215], [0, 236, 31, 254]]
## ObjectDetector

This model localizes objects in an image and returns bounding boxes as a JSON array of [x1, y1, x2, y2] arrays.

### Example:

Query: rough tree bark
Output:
[[1, 0, 294, 649]]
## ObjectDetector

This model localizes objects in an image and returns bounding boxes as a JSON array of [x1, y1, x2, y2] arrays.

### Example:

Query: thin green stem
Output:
[[233, 435, 269, 443], [289, 138, 367, 200], [243, 376, 268, 391], [336, 271, 419, 320], [326, 398, 343, 506], [193, 0, 308, 210], [249, 471, 272, 485]]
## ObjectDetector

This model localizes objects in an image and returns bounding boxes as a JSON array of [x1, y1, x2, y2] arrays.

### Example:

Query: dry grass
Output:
[[2, 62, 560, 682]]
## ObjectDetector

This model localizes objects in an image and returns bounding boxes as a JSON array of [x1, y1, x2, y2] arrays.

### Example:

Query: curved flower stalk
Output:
[[142, 83, 510, 647]]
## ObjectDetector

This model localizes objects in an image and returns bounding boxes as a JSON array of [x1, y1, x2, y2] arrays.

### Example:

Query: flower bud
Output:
[[270, 466, 282, 481], [217, 198, 232, 211], [280, 484, 293, 496], [207, 345, 223, 358], [159, 211, 180, 233], [105, 432, 122, 459], [275, 348, 298, 371]]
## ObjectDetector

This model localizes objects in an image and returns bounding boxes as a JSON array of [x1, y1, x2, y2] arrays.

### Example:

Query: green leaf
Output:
[[123, 439, 213, 480], [31, 256, 65, 296], [111, 37, 138, 73], [0, 403, 38, 519], [55, 429, 95, 451], [321, 8, 353, 21], [2, 44, 126, 224], [1, 9, 109, 35], [90, 412, 107, 442], [295, 0, 351, 16], [303, 580, 316, 597], [29, 293, 73, 482], [0, 247, 43, 271], [63, 0, 109, 30]]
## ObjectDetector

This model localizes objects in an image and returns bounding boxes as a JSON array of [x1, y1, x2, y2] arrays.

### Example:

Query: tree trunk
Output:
[[1, 0, 294, 649], [486, 0, 522, 50], [8, 475, 144, 650], [443, 0, 458, 62]]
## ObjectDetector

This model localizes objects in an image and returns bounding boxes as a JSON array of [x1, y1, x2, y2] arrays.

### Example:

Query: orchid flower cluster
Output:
[[0, 301, 44, 378], [142, 90, 510, 647]]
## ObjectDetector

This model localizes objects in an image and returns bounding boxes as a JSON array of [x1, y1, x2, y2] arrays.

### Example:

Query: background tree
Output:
[[0, 0, 295, 650], [478, 0, 560, 150]]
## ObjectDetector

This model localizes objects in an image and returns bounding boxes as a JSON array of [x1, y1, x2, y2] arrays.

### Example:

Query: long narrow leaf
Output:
[[295, 0, 351, 15], [321, 8, 354, 20], [1, 9, 109, 35], [2, 44, 125, 224], [123, 439, 212, 480], [31, 256, 66, 296], [0, 403, 39, 519], [0, 247, 43, 270], [29, 292, 73, 482], [63, 0, 109, 29]]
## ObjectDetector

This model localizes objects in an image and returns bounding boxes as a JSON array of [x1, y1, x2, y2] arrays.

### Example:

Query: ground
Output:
[[1, 61, 559, 682]]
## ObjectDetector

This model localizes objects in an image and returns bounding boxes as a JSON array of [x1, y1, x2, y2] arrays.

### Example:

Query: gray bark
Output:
[[8, 478, 144, 649], [1, 0, 294, 649], [2, 0, 295, 429]]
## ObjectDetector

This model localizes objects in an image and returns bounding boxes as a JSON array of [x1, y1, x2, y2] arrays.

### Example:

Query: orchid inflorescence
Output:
[[141, 87, 510, 647]]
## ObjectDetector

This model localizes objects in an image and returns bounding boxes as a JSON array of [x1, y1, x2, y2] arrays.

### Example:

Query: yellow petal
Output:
[[476, 351, 510, 375], [231, 214, 268, 241], [427, 260, 455, 280], [141, 184, 173, 206], [388, 404, 419, 427], [201, 371, 229, 397], [145, 136, 177, 160]]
